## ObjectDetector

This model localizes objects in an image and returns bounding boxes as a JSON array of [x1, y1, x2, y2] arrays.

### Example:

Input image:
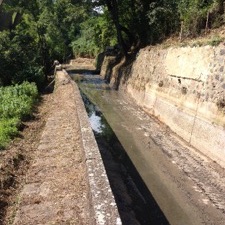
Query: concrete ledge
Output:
[[64, 70, 122, 225]]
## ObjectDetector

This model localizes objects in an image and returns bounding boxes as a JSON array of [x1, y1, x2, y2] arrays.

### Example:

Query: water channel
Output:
[[81, 91, 169, 224], [68, 70, 205, 225]]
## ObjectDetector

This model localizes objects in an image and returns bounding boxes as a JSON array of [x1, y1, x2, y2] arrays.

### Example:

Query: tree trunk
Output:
[[105, 0, 128, 57]]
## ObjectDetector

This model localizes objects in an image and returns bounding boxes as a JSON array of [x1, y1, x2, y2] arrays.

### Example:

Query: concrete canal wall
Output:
[[62, 70, 122, 225], [102, 44, 225, 167]]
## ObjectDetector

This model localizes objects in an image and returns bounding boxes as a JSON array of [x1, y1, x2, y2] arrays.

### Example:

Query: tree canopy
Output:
[[0, 0, 224, 86]]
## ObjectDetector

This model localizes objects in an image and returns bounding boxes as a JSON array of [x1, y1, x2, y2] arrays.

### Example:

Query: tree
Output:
[[0, 0, 93, 86], [178, 0, 224, 36], [147, 1, 179, 42]]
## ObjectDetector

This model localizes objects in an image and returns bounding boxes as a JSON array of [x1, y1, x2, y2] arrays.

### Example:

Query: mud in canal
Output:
[[68, 68, 225, 225]]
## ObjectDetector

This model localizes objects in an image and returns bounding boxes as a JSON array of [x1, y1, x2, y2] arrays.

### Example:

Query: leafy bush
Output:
[[71, 17, 101, 58], [71, 14, 117, 58], [0, 82, 38, 149], [0, 27, 45, 87], [178, 0, 224, 36], [0, 82, 38, 120], [0, 118, 20, 149]]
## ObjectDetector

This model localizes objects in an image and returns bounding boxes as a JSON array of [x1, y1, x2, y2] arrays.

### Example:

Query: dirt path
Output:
[[0, 91, 52, 225], [8, 72, 92, 225]]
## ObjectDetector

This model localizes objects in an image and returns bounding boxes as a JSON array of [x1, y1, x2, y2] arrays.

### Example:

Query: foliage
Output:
[[0, 9, 45, 86], [71, 12, 117, 57], [71, 17, 101, 58], [93, 0, 225, 54], [0, 118, 20, 149], [0, 0, 91, 86], [0, 0, 225, 74], [147, 1, 179, 42], [178, 0, 224, 36], [0, 82, 38, 149], [207, 35, 224, 46], [95, 12, 117, 48], [0, 82, 38, 119]]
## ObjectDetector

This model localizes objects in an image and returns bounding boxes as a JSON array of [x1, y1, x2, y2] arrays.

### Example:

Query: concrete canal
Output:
[[67, 68, 225, 225]]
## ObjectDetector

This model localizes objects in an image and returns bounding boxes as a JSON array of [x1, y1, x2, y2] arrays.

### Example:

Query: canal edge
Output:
[[64, 69, 122, 225]]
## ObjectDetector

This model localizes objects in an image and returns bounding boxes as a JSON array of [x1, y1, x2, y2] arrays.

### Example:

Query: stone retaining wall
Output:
[[102, 44, 225, 167]]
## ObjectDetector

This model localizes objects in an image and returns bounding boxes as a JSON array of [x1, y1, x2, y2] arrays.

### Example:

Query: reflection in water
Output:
[[69, 71, 203, 225], [81, 91, 113, 138], [85, 103, 104, 133], [89, 112, 103, 133], [82, 94, 105, 133]]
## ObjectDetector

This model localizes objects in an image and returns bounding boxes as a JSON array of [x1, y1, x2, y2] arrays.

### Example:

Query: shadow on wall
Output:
[[100, 55, 120, 82], [99, 53, 137, 90], [117, 54, 136, 88]]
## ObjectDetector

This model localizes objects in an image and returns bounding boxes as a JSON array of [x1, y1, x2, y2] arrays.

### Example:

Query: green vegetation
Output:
[[0, 0, 90, 86], [1, 0, 225, 66], [178, 0, 224, 36], [0, 82, 38, 149], [0, 0, 224, 147], [207, 35, 224, 46], [0, 118, 20, 149], [72, 0, 225, 56], [71, 13, 117, 57]]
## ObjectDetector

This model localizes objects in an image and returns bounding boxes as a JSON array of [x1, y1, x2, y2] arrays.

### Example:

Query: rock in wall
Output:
[[103, 44, 225, 167]]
